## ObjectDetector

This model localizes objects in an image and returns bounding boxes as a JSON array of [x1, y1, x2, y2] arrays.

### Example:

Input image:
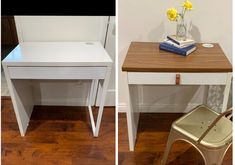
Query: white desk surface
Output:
[[2, 42, 112, 67]]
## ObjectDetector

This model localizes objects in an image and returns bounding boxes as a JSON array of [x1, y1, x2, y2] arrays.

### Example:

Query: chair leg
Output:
[[161, 130, 177, 165], [198, 144, 231, 165]]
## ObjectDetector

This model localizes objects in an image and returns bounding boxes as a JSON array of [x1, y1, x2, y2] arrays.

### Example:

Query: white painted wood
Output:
[[125, 78, 140, 151], [2, 42, 112, 67], [13, 16, 115, 106], [2, 42, 113, 137], [92, 80, 99, 106], [87, 80, 98, 135], [221, 72, 232, 112], [130, 85, 141, 148], [87, 75, 111, 136], [3, 65, 34, 136], [94, 66, 112, 137], [32, 80, 91, 106], [88, 80, 95, 106], [12, 80, 34, 136], [8, 67, 106, 80], [88, 105, 96, 135], [88, 80, 99, 106], [128, 72, 228, 85]]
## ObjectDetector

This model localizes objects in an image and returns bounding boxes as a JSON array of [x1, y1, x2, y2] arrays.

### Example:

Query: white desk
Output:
[[122, 42, 232, 151], [2, 42, 113, 137]]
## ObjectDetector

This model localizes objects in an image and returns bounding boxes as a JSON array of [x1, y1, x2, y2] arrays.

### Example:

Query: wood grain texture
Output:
[[1, 16, 18, 46], [122, 42, 232, 72], [2, 98, 115, 165], [118, 113, 232, 165]]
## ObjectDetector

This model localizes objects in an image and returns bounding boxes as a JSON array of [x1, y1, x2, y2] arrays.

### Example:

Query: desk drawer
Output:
[[8, 66, 107, 79], [128, 72, 229, 85]]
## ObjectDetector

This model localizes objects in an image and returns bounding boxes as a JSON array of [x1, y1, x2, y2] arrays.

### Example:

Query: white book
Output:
[[167, 35, 195, 46], [163, 39, 195, 48]]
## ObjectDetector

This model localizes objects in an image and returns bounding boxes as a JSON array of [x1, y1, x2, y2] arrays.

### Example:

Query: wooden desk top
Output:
[[122, 42, 232, 72]]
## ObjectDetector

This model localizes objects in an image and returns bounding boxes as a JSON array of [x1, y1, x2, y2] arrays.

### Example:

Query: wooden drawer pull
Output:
[[176, 74, 180, 85]]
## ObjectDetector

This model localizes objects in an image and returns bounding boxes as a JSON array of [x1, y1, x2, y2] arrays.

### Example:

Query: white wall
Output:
[[118, 0, 232, 112], [97, 16, 116, 105], [15, 16, 107, 45], [14, 16, 115, 106]]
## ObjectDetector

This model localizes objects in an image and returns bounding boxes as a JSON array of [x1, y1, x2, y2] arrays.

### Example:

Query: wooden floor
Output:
[[118, 113, 232, 165], [1, 98, 115, 165]]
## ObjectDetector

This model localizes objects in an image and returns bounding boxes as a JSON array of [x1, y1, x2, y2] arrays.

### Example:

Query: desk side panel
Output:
[[3, 65, 34, 136]]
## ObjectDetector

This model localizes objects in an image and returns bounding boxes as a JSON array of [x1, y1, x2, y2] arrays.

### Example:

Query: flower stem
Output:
[[176, 7, 187, 40]]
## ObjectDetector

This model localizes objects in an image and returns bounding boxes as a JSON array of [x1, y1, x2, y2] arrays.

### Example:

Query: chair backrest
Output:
[[197, 107, 233, 144]]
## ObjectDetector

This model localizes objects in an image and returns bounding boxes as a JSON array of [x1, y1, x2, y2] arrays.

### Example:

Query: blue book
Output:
[[159, 42, 196, 56]]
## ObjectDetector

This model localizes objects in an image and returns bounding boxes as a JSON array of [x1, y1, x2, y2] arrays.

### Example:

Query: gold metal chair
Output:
[[161, 105, 232, 165]]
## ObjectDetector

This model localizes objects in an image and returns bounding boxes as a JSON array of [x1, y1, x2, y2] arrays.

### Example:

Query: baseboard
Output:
[[118, 102, 202, 113], [1, 96, 114, 108], [34, 98, 87, 106], [118, 103, 127, 113]]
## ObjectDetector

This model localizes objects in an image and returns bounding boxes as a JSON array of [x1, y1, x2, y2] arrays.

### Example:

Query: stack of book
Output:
[[159, 35, 196, 56]]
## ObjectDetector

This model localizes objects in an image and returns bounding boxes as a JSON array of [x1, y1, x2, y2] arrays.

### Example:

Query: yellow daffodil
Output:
[[183, 0, 193, 10], [167, 8, 178, 21]]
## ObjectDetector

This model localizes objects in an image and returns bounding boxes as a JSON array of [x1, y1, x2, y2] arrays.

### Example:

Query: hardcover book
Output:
[[167, 35, 195, 46], [163, 39, 195, 48], [159, 42, 196, 56]]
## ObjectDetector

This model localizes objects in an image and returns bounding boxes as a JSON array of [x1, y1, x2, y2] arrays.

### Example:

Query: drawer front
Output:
[[8, 66, 107, 79], [128, 72, 229, 85]]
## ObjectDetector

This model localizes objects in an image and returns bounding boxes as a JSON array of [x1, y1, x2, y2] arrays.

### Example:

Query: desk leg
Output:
[[126, 77, 140, 151], [3, 66, 34, 136], [88, 79, 99, 134], [94, 66, 112, 137], [126, 84, 136, 151], [89, 79, 99, 106], [221, 72, 232, 112], [86, 66, 111, 137], [87, 66, 112, 137]]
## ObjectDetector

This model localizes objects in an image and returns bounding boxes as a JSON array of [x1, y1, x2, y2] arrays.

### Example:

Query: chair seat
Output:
[[173, 105, 232, 148]]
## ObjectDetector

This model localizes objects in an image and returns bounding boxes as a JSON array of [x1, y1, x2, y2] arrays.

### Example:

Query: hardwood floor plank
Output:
[[2, 99, 115, 165]]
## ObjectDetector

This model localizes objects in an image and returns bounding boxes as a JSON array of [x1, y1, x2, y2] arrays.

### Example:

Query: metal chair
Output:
[[161, 105, 232, 165]]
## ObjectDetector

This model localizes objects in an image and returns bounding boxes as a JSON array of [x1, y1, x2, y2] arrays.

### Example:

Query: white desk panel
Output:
[[128, 72, 228, 85], [2, 42, 112, 137], [2, 42, 112, 66], [8, 66, 106, 79]]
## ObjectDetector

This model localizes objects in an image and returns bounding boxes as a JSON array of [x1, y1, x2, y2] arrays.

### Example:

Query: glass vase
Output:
[[176, 21, 187, 41]]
